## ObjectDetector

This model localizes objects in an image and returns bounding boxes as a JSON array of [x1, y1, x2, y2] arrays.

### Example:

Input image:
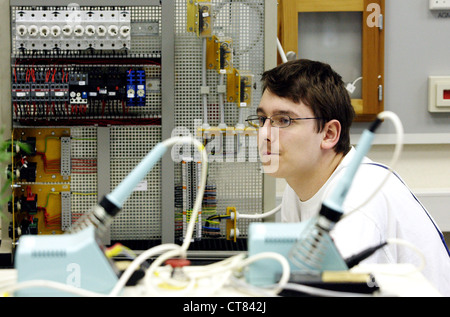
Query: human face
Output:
[[257, 89, 324, 179]]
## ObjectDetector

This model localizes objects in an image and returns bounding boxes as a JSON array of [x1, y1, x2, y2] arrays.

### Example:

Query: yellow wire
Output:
[[44, 191, 60, 208], [43, 136, 60, 153]]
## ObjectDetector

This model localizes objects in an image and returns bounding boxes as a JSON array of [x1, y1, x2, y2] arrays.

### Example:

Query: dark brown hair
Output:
[[261, 59, 355, 154]]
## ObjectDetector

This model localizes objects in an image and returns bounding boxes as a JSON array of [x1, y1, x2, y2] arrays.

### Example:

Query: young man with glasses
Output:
[[246, 59, 450, 295]]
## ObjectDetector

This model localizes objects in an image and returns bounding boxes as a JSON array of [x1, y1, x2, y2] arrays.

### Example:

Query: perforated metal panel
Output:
[[109, 126, 162, 240], [174, 0, 266, 240]]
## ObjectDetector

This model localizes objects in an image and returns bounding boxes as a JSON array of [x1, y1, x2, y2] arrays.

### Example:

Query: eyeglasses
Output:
[[246, 114, 322, 128]]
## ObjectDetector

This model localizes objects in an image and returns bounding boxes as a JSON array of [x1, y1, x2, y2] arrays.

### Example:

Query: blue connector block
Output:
[[127, 70, 136, 106], [136, 70, 146, 106]]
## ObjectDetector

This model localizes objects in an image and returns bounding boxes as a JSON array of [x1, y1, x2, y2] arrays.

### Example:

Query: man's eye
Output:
[[277, 117, 290, 125]]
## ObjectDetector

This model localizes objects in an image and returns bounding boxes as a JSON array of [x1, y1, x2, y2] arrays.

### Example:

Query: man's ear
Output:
[[321, 119, 341, 150]]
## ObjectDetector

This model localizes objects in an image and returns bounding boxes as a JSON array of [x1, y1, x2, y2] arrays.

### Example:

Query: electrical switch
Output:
[[428, 76, 450, 112]]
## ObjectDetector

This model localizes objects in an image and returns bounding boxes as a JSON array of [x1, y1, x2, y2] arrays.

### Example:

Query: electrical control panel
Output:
[[4, 0, 274, 263], [8, 3, 162, 251]]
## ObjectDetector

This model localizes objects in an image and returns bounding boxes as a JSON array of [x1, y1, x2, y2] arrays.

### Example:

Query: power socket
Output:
[[429, 0, 450, 10]]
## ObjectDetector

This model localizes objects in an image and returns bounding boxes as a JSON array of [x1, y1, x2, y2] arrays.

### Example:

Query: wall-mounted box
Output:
[[428, 76, 450, 112], [429, 0, 450, 10]]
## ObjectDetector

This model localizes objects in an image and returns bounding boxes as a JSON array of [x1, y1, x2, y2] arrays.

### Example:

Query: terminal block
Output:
[[60, 191, 71, 232], [227, 69, 254, 107], [127, 69, 146, 106], [187, 0, 214, 37], [207, 36, 233, 74], [239, 72, 254, 106], [60, 136, 71, 179]]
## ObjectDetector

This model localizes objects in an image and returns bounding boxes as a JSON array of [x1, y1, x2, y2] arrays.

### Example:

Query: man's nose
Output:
[[258, 121, 271, 141], [258, 120, 277, 143]]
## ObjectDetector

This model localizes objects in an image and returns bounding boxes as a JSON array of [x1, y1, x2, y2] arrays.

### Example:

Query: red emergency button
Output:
[[444, 89, 450, 100]]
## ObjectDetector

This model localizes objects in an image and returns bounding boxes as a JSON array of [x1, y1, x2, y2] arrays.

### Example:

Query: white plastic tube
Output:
[[277, 38, 288, 63]]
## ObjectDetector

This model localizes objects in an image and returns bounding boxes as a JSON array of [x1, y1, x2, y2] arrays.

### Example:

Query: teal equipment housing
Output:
[[15, 226, 119, 296]]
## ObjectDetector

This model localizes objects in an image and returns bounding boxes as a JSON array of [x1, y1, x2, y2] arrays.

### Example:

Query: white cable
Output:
[[342, 110, 404, 219], [237, 203, 281, 219], [144, 253, 246, 296], [346, 76, 363, 94], [352, 76, 363, 86], [385, 238, 426, 274], [125, 136, 208, 295], [92, 136, 206, 297], [182, 253, 246, 278], [108, 243, 182, 296], [1, 280, 106, 297], [0, 274, 16, 286], [276, 37, 288, 63], [138, 251, 290, 297], [228, 275, 281, 297]]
